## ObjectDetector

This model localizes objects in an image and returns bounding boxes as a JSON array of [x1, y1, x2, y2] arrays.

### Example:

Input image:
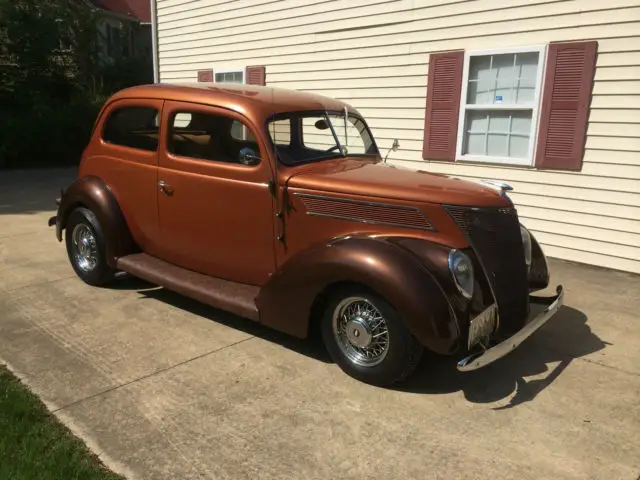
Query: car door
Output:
[[156, 100, 276, 285]]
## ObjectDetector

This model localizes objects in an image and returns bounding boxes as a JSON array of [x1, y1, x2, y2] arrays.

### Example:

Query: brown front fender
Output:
[[257, 236, 460, 355], [53, 176, 137, 267]]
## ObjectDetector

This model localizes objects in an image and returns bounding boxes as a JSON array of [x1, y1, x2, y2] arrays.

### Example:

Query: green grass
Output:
[[0, 366, 123, 480]]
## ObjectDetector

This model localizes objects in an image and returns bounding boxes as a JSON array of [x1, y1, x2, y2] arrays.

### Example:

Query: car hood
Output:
[[286, 158, 512, 207]]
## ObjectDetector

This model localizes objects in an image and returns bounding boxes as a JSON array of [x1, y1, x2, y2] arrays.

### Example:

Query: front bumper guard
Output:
[[47, 196, 61, 227], [457, 285, 564, 372], [48, 195, 63, 240]]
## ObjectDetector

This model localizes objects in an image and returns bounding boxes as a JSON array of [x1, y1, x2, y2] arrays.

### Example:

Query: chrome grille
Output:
[[446, 205, 529, 334]]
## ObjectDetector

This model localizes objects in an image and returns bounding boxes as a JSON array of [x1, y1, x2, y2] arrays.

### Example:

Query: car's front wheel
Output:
[[65, 207, 115, 286], [321, 286, 424, 387]]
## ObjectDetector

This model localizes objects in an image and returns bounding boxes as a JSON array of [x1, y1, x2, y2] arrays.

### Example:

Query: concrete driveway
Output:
[[1, 168, 639, 480]]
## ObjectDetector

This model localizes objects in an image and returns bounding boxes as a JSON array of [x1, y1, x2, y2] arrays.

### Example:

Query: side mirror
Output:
[[239, 147, 261, 166], [383, 139, 400, 163]]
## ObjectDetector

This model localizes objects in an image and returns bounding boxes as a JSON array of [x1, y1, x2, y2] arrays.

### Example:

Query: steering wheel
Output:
[[325, 145, 341, 153]]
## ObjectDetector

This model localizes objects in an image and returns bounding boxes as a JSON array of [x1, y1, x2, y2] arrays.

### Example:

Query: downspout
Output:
[[150, 0, 159, 83]]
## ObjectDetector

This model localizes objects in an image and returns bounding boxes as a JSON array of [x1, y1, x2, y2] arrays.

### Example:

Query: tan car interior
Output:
[[103, 107, 261, 164], [169, 112, 259, 163]]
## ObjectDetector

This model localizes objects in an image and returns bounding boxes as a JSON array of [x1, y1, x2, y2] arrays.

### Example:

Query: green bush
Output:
[[0, 0, 152, 169], [0, 100, 103, 168]]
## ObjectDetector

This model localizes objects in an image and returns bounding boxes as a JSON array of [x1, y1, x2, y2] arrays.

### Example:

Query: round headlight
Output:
[[448, 249, 474, 300], [520, 225, 532, 269]]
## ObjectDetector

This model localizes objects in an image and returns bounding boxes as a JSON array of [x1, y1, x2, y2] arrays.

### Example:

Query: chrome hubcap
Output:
[[72, 224, 98, 273], [345, 318, 373, 348], [332, 297, 389, 367]]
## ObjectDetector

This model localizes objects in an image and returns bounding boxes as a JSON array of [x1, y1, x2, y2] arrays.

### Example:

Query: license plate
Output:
[[468, 303, 498, 348]]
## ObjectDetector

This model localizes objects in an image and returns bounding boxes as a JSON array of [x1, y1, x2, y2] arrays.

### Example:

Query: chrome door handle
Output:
[[158, 180, 174, 195]]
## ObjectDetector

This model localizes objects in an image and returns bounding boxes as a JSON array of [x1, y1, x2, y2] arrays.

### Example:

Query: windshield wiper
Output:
[[343, 106, 348, 155], [325, 112, 347, 157]]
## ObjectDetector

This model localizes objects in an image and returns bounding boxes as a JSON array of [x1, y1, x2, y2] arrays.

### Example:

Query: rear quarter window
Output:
[[102, 106, 159, 152]]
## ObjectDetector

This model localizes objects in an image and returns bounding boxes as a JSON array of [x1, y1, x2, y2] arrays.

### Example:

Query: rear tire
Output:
[[65, 207, 115, 286], [321, 286, 423, 387]]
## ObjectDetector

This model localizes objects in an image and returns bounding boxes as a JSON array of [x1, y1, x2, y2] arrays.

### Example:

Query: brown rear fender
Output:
[[257, 236, 460, 355], [55, 176, 138, 267]]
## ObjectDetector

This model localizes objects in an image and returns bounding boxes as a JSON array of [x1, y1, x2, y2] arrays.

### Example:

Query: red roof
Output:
[[89, 0, 151, 23]]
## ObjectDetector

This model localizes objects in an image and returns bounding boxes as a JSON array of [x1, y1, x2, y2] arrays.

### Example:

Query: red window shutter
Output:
[[535, 41, 597, 171], [246, 65, 266, 85], [197, 69, 213, 82], [422, 51, 464, 161]]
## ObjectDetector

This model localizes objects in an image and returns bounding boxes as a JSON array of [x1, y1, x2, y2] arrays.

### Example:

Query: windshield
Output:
[[266, 110, 379, 166]]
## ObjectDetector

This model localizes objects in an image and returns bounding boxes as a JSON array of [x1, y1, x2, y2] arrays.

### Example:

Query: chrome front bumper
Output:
[[457, 285, 564, 372]]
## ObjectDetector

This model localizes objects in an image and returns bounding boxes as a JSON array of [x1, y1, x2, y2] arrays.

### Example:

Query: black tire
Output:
[[321, 286, 423, 387], [65, 207, 115, 286]]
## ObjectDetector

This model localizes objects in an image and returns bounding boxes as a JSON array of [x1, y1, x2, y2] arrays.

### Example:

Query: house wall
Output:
[[155, 0, 640, 274]]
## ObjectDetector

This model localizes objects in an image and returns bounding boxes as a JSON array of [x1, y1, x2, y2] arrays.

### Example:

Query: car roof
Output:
[[108, 83, 357, 124]]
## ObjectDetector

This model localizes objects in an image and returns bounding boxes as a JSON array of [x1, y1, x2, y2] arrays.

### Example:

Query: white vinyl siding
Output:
[[156, 0, 640, 274]]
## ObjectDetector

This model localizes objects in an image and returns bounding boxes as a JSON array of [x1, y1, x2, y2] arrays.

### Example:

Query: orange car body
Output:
[[51, 83, 563, 377]]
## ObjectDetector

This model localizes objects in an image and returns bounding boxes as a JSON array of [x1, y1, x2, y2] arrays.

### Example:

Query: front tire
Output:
[[65, 207, 115, 286], [321, 286, 423, 387]]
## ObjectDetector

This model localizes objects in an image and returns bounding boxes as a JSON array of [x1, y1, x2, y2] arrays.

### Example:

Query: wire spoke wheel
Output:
[[71, 223, 98, 273], [332, 296, 390, 367]]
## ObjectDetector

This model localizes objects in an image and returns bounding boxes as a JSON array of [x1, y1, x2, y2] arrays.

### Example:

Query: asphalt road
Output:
[[1, 168, 639, 480]]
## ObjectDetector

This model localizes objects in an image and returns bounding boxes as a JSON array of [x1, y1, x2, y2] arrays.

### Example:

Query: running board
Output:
[[116, 253, 259, 321]]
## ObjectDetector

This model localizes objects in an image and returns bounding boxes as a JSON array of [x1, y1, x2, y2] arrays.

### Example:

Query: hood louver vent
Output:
[[295, 193, 433, 231]]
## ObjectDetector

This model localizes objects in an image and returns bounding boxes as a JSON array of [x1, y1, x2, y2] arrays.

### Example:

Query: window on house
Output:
[[122, 28, 131, 57], [105, 24, 113, 56], [215, 70, 244, 83], [131, 30, 136, 56], [54, 18, 71, 52], [457, 46, 546, 166], [102, 106, 159, 151]]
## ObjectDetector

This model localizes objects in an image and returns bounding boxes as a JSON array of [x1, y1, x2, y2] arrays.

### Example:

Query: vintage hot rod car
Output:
[[49, 83, 563, 386]]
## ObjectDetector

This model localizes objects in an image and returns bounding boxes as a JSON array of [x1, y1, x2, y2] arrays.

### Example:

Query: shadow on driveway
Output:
[[113, 275, 607, 408], [0, 168, 76, 216], [112, 275, 333, 365], [401, 305, 608, 408]]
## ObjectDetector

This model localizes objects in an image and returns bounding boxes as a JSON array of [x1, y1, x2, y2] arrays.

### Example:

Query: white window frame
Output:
[[213, 67, 249, 140], [213, 67, 246, 84], [455, 44, 547, 166]]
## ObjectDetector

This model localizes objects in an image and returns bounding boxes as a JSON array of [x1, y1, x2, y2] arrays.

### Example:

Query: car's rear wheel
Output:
[[65, 207, 115, 286], [321, 286, 423, 387]]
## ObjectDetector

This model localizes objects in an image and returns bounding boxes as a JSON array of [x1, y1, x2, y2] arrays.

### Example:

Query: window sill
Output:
[[455, 154, 534, 168]]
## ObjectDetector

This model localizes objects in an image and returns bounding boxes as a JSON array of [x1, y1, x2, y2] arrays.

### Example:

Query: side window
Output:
[[268, 119, 291, 146], [168, 110, 258, 164], [102, 106, 159, 152]]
